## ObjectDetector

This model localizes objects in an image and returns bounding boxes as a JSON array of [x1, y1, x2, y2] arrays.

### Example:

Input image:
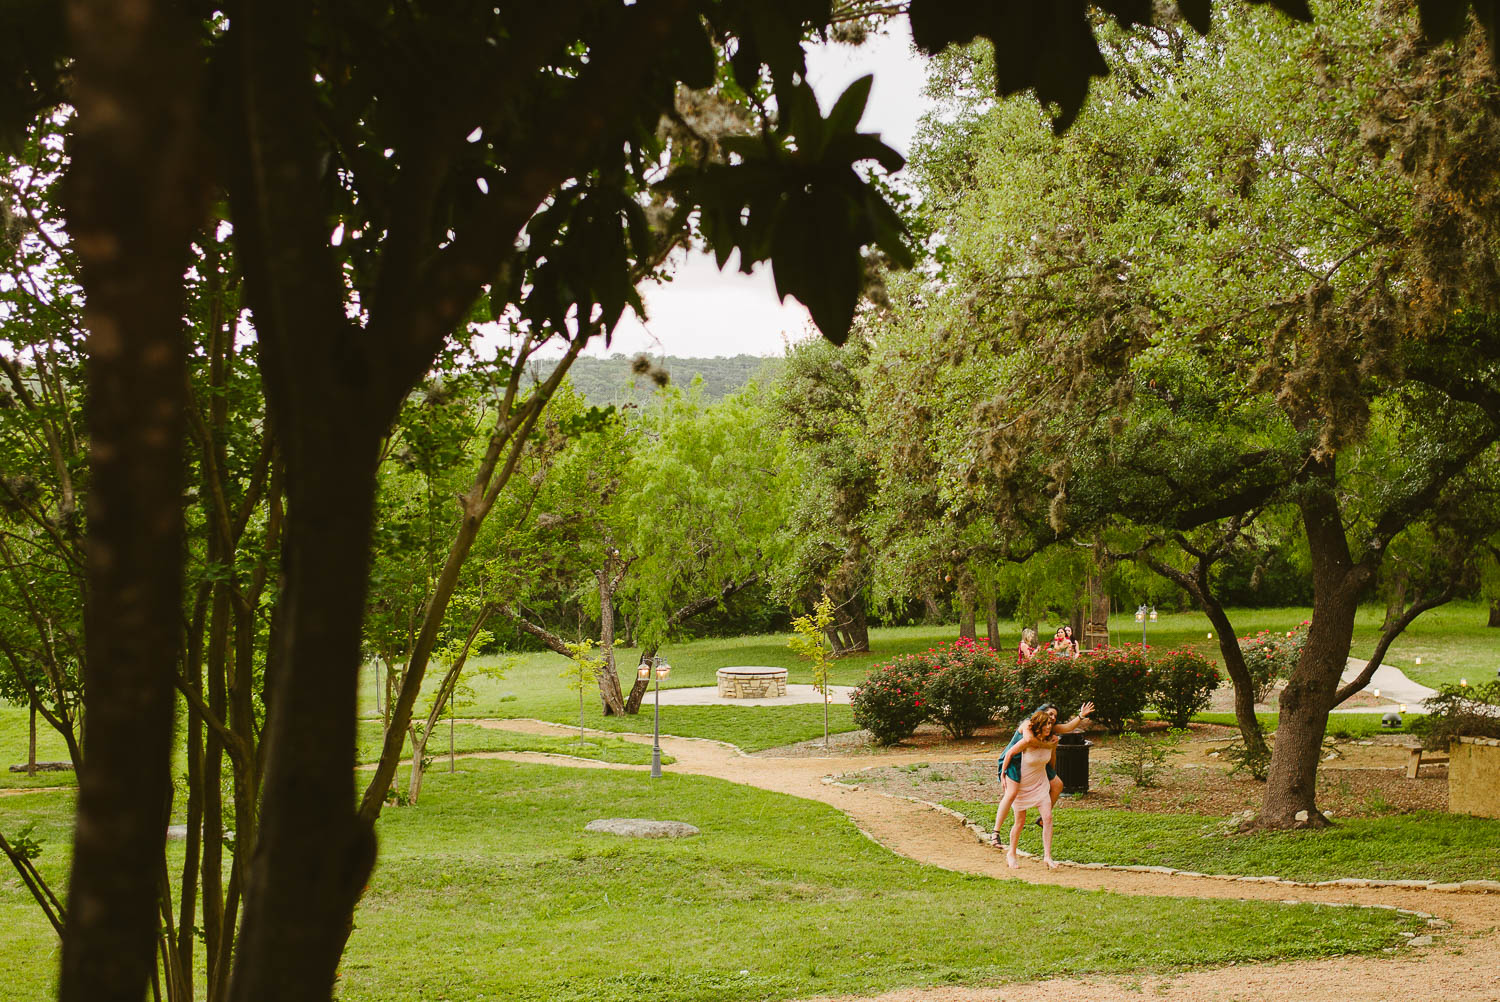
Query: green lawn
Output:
[[0, 709, 75, 790], [947, 801, 1500, 883], [0, 765, 1434, 1002], [342, 763, 1421, 1002], [1170, 712, 1424, 738], [355, 719, 669, 767]]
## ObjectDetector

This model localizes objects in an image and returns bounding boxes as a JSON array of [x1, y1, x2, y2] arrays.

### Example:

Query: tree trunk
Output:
[[595, 563, 627, 715], [1141, 549, 1267, 756], [1261, 474, 1361, 828], [27, 705, 35, 777], [922, 593, 941, 625], [842, 594, 870, 652], [1381, 570, 1408, 632], [60, 1, 205, 997], [623, 648, 654, 715], [227, 432, 380, 1001], [1488, 598, 1500, 627], [957, 579, 977, 641]]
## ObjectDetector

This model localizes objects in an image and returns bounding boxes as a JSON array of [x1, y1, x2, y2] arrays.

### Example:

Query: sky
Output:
[[582, 16, 934, 361]]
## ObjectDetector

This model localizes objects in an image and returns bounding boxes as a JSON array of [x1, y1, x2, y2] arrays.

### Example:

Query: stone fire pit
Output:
[[715, 666, 789, 699]]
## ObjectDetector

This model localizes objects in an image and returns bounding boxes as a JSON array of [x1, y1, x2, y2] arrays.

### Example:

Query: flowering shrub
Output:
[[1238, 625, 1307, 702], [850, 657, 930, 745], [923, 637, 1009, 739], [1079, 644, 1153, 732], [1149, 649, 1221, 728], [1011, 649, 1089, 724]]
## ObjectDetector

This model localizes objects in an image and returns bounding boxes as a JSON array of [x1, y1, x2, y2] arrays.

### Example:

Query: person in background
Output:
[[1017, 627, 1039, 663]]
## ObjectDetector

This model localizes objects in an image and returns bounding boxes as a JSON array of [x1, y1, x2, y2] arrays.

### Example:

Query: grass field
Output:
[[947, 801, 1500, 883], [1, 763, 1423, 1002]]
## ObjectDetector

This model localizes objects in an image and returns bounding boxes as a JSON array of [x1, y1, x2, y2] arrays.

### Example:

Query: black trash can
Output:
[[1055, 731, 1091, 794]]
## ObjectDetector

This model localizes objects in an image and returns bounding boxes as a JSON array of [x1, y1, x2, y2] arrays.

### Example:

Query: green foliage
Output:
[[1149, 650, 1223, 728], [1011, 650, 1090, 724], [1223, 736, 1272, 782], [1411, 680, 1500, 750], [850, 658, 930, 746], [560, 639, 607, 693], [1077, 644, 1154, 733], [789, 594, 836, 692], [1238, 626, 1308, 703], [919, 638, 1010, 739], [532, 354, 781, 406], [1105, 730, 1186, 788]]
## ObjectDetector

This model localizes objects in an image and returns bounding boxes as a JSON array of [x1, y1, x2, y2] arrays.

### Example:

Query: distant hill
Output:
[[532, 353, 783, 405]]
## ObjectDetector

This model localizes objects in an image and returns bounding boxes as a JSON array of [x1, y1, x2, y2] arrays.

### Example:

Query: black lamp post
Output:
[[637, 656, 671, 778]]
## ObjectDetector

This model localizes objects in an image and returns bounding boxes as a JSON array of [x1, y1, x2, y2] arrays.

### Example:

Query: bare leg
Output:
[[1050, 775, 1063, 807], [994, 777, 1019, 839], [1008, 808, 1027, 867], [1040, 798, 1057, 868]]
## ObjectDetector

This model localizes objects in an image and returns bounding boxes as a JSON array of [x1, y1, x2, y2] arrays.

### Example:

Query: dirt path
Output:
[[473, 718, 1500, 1001]]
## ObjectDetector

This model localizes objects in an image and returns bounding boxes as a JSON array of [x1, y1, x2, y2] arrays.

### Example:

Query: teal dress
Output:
[[999, 728, 1057, 783]]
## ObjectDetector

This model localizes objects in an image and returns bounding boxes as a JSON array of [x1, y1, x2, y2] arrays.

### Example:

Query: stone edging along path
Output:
[[820, 778, 1500, 899]]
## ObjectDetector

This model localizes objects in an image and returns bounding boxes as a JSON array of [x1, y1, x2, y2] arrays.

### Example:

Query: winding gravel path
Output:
[[473, 717, 1500, 1001]]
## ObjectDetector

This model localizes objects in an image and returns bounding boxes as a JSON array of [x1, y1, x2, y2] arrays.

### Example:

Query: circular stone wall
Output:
[[715, 666, 788, 699]]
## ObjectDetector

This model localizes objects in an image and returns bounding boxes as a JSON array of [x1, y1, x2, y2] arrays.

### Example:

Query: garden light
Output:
[[641, 655, 671, 778], [1462, 678, 1468, 687], [1416, 657, 1423, 665], [1207, 632, 1213, 639], [1373, 688, 1380, 698], [1136, 605, 1154, 648]]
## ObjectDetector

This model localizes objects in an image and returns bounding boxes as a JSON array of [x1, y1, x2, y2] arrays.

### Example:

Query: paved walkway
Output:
[[1340, 658, 1440, 712], [469, 717, 1500, 1002], [652, 682, 854, 707]]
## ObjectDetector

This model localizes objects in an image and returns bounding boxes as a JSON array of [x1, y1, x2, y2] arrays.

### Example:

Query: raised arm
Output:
[[1053, 702, 1094, 734]]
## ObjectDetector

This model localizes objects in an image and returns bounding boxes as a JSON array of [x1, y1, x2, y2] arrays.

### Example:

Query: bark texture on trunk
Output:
[[957, 578, 977, 641], [1489, 598, 1500, 627], [60, 2, 205, 999], [1261, 474, 1362, 828], [228, 435, 381, 1001]]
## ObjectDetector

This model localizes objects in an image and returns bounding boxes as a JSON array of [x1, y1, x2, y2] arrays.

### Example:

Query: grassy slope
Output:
[[947, 800, 1500, 883]]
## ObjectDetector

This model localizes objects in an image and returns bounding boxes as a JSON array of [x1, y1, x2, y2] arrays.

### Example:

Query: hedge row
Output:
[[850, 638, 1221, 745]]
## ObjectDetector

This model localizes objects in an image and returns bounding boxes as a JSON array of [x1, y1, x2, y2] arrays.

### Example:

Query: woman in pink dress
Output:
[[999, 709, 1060, 869]]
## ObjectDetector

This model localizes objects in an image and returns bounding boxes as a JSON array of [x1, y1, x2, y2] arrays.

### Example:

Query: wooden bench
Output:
[[1406, 747, 1450, 778]]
